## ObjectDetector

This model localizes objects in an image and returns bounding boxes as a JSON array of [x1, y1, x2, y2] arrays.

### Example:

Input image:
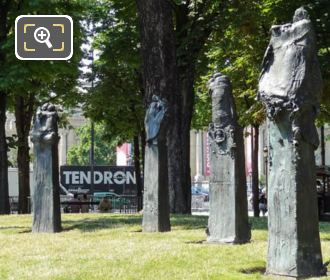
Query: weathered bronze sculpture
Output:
[[142, 95, 171, 232], [31, 103, 61, 233], [259, 7, 325, 277], [207, 73, 251, 244]]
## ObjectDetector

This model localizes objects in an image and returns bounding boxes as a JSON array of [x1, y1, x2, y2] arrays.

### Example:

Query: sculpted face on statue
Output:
[[209, 123, 226, 144], [145, 95, 168, 144], [31, 103, 59, 145], [208, 72, 238, 156]]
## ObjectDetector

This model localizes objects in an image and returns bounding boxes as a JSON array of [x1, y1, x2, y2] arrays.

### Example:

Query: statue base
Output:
[[207, 128, 250, 244], [32, 143, 61, 233], [267, 112, 325, 278], [142, 140, 170, 232]]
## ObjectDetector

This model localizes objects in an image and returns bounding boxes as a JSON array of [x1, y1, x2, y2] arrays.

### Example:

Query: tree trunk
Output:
[[140, 129, 146, 172], [133, 135, 143, 211], [136, 0, 177, 231], [320, 125, 325, 166], [137, 1, 217, 214], [251, 125, 260, 217], [17, 139, 30, 213], [15, 94, 35, 214], [167, 3, 215, 214], [167, 98, 185, 213], [0, 2, 10, 214], [167, 66, 195, 213], [0, 93, 10, 214], [136, 0, 177, 102]]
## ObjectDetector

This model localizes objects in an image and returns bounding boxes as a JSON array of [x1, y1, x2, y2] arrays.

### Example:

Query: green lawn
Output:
[[0, 214, 329, 280]]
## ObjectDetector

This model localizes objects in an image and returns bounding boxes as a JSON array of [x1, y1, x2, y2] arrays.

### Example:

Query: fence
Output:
[[9, 195, 141, 214], [61, 195, 141, 214]]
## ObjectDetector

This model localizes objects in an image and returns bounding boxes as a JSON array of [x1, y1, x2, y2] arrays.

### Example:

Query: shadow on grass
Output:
[[185, 239, 205, 244], [239, 266, 266, 274], [249, 217, 268, 231], [0, 226, 29, 230], [171, 215, 208, 230], [62, 215, 142, 232], [0, 226, 31, 234], [249, 217, 330, 234], [62, 215, 270, 233], [319, 222, 330, 233], [29, 213, 330, 234], [62, 214, 209, 232], [172, 215, 270, 231]]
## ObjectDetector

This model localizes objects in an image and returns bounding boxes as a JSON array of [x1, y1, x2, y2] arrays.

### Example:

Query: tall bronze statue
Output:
[[207, 73, 250, 244], [142, 95, 170, 232], [31, 103, 61, 233], [258, 7, 325, 277]]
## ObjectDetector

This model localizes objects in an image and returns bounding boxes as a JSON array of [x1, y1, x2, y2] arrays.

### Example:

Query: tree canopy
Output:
[[67, 122, 117, 166], [193, 0, 330, 129]]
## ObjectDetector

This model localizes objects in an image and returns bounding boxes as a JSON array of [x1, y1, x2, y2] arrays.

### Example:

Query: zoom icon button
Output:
[[15, 15, 73, 60]]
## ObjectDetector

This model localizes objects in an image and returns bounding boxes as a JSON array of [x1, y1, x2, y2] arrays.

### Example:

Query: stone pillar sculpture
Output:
[[207, 73, 251, 244], [31, 103, 61, 233], [142, 95, 171, 232], [258, 7, 325, 277]]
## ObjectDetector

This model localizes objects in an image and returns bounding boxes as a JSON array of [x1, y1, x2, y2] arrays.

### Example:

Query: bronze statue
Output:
[[31, 103, 61, 233], [258, 7, 325, 277], [142, 95, 170, 232], [207, 73, 250, 244]]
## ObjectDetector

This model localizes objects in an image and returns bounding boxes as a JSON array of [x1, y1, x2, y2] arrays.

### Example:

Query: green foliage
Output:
[[8, 148, 17, 168], [6, 135, 18, 167], [81, 0, 144, 144], [0, 0, 88, 109], [193, 0, 330, 128], [67, 122, 117, 166]]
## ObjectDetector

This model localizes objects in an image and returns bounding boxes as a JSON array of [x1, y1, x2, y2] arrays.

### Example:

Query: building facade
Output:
[[190, 124, 330, 185]]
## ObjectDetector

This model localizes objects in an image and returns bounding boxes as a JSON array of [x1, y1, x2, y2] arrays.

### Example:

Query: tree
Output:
[[192, 0, 330, 216], [67, 123, 117, 166], [80, 0, 145, 209], [0, 0, 12, 214], [0, 1, 87, 213], [84, 0, 235, 213], [136, 0, 231, 213], [167, 1, 229, 213], [136, 0, 177, 230]]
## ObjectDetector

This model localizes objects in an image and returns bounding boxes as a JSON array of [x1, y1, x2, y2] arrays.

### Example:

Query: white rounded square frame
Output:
[[15, 15, 73, 61]]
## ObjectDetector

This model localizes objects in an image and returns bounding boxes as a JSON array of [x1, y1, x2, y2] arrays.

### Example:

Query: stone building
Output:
[[5, 110, 330, 196], [190, 124, 330, 185]]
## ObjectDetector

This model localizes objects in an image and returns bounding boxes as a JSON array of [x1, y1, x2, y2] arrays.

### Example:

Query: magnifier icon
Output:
[[34, 27, 53, 48]]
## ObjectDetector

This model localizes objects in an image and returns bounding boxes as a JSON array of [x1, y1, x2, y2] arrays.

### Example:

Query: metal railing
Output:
[[60, 195, 141, 214]]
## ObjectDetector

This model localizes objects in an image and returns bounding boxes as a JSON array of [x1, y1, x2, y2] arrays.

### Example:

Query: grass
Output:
[[0, 214, 329, 280]]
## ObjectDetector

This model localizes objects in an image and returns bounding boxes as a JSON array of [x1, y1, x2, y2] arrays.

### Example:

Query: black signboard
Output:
[[60, 165, 137, 195]]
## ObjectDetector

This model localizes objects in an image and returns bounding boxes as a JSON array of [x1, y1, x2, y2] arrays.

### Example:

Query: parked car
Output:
[[192, 186, 209, 202], [93, 192, 130, 208]]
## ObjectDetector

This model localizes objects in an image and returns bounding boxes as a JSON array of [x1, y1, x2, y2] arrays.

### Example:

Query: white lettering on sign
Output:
[[63, 171, 71, 184], [61, 170, 136, 186], [113, 171, 125, 184], [104, 171, 113, 184], [126, 171, 136, 184], [94, 171, 103, 184], [72, 171, 79, 184], [80, 171, 90, 184]]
